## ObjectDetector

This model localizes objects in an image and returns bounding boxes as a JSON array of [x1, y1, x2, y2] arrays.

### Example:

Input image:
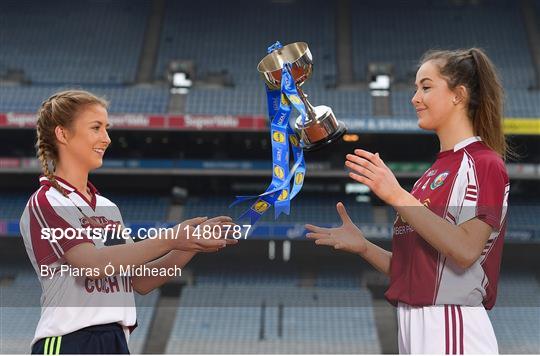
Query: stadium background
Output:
[[0, 0, 539, 353]]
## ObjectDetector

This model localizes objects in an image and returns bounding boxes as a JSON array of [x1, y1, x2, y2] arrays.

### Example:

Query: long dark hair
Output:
[[420, 48, 513, 160]]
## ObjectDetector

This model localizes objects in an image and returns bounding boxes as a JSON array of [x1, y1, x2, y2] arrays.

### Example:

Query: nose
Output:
[[411, 90, 421, 106], [103, 129, 111, 146]]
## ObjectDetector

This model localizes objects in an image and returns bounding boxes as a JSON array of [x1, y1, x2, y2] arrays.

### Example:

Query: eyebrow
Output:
[[89, 120, 111, 128], [418, 78, 432, 84]]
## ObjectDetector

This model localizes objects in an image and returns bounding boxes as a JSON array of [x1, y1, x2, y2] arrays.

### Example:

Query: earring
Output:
[[453, 97, 459, 105]]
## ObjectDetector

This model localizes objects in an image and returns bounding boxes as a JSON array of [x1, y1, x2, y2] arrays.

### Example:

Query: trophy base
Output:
[[302, 122, 347, 152], [295, 106, 347, 152]]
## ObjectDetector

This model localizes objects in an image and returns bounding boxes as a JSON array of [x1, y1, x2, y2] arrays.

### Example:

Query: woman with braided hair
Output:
[[20, 90, 237, 354], [306, 48, 510, 354]]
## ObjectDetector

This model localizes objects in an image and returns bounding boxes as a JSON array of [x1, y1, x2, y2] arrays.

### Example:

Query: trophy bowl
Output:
[[257, 42, 346, 152], [257, 42, 313, 90]]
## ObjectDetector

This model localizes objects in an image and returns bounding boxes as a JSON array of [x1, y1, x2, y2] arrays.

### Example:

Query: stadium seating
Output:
[[194, 266, 300, 287], [0, 193, 170, 226], [158, 0, 357, 118], [0, 193, 29, 220], [489, 272, 540, 354], [1, 193, 540, 239], [0, 85, 169, 114], [4, 84, 535, 118], [0, 0, 537, 118], [108, 195, 171, 222], [193, 266, 363, 289], [506, 204, 540, 230], [391, 90, 417, 118], [392, 89, 540, 118], [185, 86, 373, 118], [315, 268, 363, 289], [184, 86, 266, 117], [350, 0, 535, 90], [1, 268, 538, 354], [0, 2, 538, 353], [0, 270, 41, 354], [183, 196, 374, 224], [0, 0, 149, 85], [0, 269, 159, 354], [156, 0, 336, 86], [166, 277, 381, 353], [165, 270, 540, 354], [504, 89, 540, 118], [129, 291, 160, 354]]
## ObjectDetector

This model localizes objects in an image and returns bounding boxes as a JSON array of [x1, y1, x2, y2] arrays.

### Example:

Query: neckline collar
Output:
[[437, 136, 482, 159], [453, 136, 482, 152], [39, 175, 99, 210]]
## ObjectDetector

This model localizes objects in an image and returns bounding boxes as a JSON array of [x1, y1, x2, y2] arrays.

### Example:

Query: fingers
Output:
[[204, 216, 233, 224], [355, 149, 388, 168], [312, 238, 345, 251], [183, 216, 233, 229], [183, 216, 208, 226], [193, 238, 231, 250], [219, 224, 235, 238], [314, 238, 337, 247], [204, 221, 236, 229], [353, 149, 377, 163], [336, 202, 353, 225], [198, 238, 238, 251], [304, 224, 332, 234], [182, 236, 239, 253], [208, 222, 241, 239], [306, 232, 330, 240], [348, 172, 372, 188], [346, 154, 378, 175], [374, 152, 387, 167], [201, 218, 236, 228], [196, 217, 240, 237], [345, 160, 376, 180], [196, 238, 226, 247]]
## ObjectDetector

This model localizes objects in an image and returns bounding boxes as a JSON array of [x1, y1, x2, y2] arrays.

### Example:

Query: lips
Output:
[[415, 108, 427, 113], [93, 148, 106, 156]]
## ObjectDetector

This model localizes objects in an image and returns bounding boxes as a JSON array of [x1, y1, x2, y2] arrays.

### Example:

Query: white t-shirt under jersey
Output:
[[19, 176, 136, 346]]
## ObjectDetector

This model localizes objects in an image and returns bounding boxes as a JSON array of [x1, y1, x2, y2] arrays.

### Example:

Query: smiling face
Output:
[[61, 104, 111, 171], [411, 60, 458, 131]]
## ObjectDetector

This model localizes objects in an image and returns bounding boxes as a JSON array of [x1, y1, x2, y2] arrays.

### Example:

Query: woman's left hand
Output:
[[345, 149, 406, 206]]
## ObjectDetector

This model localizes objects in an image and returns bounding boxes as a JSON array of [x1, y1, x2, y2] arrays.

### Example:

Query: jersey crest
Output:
[[430, 171, 449, 190]]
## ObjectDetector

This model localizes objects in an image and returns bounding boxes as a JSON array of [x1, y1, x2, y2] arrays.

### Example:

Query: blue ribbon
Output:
[[230, 55, 306, 225], [267, 41, 283, 53]]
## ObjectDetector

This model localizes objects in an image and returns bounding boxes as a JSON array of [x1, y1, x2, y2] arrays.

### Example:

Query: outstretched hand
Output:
[[305, 202, 367, 255], [345, 149, 406, 206], [173, 216, 238, 253]]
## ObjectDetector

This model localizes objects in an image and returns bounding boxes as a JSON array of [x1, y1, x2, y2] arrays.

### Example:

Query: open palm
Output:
[[305, 202, 367, 255]]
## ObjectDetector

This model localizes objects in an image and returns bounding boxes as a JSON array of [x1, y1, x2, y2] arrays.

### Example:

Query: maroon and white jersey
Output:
[[385, 137, 509, 310], [19, 176, 136, 346]]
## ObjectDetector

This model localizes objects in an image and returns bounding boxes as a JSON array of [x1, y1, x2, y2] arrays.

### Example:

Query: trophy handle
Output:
[[295, 85, 317, 121]]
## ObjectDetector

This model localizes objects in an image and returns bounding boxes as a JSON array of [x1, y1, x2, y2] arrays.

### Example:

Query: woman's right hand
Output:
[[305, 202, 367, 256], [168, 216, 238, 252]]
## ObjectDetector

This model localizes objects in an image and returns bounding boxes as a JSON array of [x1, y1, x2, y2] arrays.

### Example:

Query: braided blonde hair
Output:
[[36, 90, 108, 196]]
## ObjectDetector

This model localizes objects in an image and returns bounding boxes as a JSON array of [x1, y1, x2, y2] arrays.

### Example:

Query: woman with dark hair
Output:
[[306, 48, 509, 354]]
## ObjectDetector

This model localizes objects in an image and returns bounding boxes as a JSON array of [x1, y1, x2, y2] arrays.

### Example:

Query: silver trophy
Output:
[[257, 42, 346, 151]]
